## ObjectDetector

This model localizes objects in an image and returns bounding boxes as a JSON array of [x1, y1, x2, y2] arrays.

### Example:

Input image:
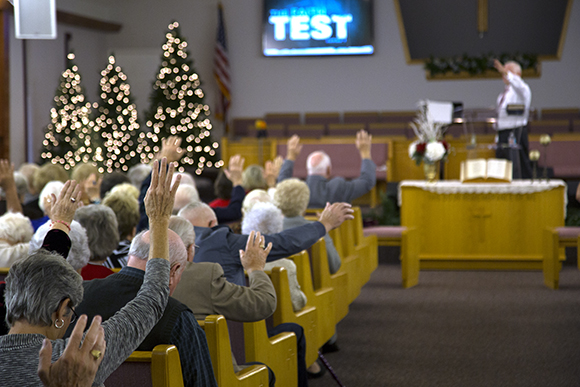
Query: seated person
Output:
[[169, 215, 307, 387], [99, 170, 130, 199], [274, 178, 342, 274], [137, 138, 245, 230], [277, 131, 376, 208], [0, 211, 34, 267], [0, 165, 174, 385], [101, 188, 141, 268], [74, 205, 119, 280], [173, 184, 200, 215], [29, 219, 90, 274], [241, 201, 307, 312], [242, 164, 267, 192], [33, 180, 64, 230], [24, 163, 68, 221], [71, 163, 102, 205], [177, 200, 353, 286], [70, 228, 217, 387], [209, 170, 232, 208]]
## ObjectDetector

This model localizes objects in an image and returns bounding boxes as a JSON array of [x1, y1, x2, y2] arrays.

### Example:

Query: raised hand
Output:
[[286, 135, 302, 161], [355, 130, 372, 159], [239, 231, 272, 274], [38, 315, 106, 387], [49, 181, 82, 231], [144, 158, 181, 223], [157, 136, 184, 163], [318, 202, 355, 233], [264, 156, 283, 188], [224, 154, 245, 187]]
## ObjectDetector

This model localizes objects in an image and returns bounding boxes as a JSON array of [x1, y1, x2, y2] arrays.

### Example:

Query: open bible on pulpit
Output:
[[460, 158, 512, 183]]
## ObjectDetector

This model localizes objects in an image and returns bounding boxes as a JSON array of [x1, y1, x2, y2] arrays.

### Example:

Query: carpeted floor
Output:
[[309, 255, 580, 387]]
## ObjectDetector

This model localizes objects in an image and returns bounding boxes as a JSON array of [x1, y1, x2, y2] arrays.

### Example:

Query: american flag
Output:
[[214, 3, 231, 129]]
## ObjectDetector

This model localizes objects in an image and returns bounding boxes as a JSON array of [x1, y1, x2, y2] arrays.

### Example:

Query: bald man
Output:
[[277, 131, 376, 208], [493, 59, 533, 179]]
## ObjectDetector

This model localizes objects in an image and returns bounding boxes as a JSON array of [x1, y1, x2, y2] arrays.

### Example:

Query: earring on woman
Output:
[[54, 319, 65, 329]]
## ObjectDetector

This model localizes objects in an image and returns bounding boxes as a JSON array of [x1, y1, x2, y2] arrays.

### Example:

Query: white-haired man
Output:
[[493, 59, 533, 179], [70, 229, 217, 387], [277, 130, 376, 208]]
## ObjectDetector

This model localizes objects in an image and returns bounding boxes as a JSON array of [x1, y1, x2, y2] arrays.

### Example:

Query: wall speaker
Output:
[[14, 0, 57, 39]]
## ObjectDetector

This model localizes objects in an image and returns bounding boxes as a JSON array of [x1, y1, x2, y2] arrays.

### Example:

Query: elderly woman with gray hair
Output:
[[0, 158, 180, 386], [74, 204, 120, 280]]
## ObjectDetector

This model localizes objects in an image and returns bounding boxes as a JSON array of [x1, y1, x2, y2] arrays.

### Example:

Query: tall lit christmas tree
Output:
[[41, 53, 103, 171], [95, 55, 150, 173], [144, 21, 222, 174]]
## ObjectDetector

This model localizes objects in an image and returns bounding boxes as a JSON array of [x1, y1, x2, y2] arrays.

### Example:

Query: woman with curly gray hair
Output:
[[0, 158, 179, 386]]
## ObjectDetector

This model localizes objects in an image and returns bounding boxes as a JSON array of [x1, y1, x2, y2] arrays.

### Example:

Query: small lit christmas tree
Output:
[[41, 53, 103, 172], [95, 55, 150, 173], [144, 21, 222, 174]]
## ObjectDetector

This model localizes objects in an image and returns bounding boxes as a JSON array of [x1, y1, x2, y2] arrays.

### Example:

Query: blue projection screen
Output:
[[262, 0, 374, 57]]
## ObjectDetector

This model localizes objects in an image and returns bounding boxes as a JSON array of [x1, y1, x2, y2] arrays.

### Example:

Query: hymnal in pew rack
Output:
[[460, 158, 512, 183]]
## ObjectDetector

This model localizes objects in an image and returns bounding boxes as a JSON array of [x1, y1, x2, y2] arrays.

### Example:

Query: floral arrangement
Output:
[[408, 102, 450, 165]]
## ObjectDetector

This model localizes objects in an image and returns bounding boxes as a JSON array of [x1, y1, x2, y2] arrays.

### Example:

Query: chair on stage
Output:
[[528, 120, 571, 135], [343, 111, 380, 129], [368, 122, 409, 138], [287, 124, 326, 138], [231, 117, 261, 137], [105, 345, 184, 387], [327, 123, 365, 137]]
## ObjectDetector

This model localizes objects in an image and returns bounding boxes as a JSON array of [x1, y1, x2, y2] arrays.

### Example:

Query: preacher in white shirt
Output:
[[493, 59, 533, 179]]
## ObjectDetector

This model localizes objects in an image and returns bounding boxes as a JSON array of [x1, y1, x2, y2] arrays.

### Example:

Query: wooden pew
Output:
[[268, 266, 319, 367], [200, 315, 270, 387], [105, 344, 184, 387], [242, 320, 298, 387], [288, 250, 336, 347], [542, 227, 580, 289], [329, 224, 362, 304], [311, 238, 349, 323], [353, 207, 379, 282]]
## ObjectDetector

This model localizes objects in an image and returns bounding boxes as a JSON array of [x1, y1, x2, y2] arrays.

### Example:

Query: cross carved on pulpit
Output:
[[470, 206, 491, 243]]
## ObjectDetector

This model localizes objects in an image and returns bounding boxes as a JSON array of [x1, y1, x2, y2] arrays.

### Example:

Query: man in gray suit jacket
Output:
[[168, 216, 309, 387], [277, 130, 376, 208]]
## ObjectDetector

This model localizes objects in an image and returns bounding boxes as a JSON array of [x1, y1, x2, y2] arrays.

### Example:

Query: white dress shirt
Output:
[[495, 71, 532, 130]]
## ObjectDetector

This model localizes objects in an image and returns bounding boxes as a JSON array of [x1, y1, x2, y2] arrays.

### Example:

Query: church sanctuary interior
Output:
[[1, 0, 580, 386]]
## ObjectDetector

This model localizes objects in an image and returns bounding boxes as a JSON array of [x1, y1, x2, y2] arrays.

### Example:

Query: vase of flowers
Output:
[[408, 101, 450, 181]]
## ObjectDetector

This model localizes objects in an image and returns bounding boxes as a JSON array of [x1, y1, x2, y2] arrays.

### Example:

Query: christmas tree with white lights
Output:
[[41, 53, 103, 171], [144, 21, 222, 174], [95, 55, 150, 173]]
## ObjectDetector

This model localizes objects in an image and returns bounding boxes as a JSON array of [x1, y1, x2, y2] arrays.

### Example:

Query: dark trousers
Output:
[[495, 126, 533, 179], [269, 322, 308, 387]]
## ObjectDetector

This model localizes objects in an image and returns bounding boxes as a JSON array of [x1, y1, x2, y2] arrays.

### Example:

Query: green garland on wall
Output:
[[425, 53, 539, 77]]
